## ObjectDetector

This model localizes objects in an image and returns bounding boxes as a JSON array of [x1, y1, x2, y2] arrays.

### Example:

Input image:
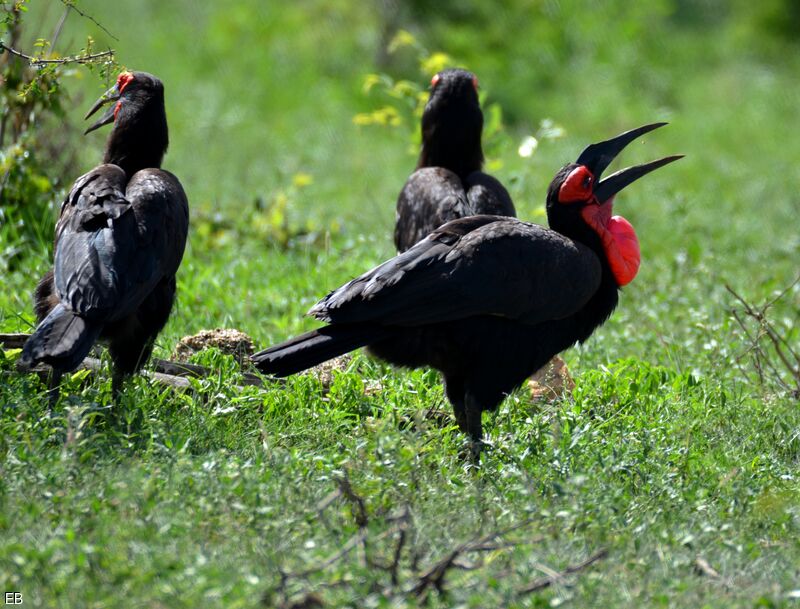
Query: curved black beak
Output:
[[593, 154, 684, 204], [576, 122, 667, 176], [575, 122, 683, 203], [84, 83, 121, 135]]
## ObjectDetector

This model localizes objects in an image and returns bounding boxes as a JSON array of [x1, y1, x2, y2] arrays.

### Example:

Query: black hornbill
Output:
[[18, 71, 189, 401], [253, 123, 681, 457], [394, 68, 515, 252]]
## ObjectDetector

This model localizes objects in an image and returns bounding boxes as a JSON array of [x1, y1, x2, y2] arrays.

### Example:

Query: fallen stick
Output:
[[1, 333, 264, 389], [0, 334, 28, 349]]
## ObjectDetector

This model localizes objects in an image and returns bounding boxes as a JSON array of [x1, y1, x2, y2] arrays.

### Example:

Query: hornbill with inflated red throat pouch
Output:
[[253, 123, 681, 459]]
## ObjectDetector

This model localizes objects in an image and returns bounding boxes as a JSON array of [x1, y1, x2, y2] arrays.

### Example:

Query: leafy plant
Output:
[[354, 30, 511, 161], [0, 0, 118, 270], [354, 28, 565, 175], [192, 170, 336, 252]]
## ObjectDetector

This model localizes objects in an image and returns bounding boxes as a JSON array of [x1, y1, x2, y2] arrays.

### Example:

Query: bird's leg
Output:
[[109, 335, 154, 403], [46, 369, 63, 412], [463, 391, 485, 463], [443, 375, 468, 432], [111, 369, 128, 402]]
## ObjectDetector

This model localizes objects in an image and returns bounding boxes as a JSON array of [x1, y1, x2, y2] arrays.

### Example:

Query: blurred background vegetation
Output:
[[2, 0, 798, 369]]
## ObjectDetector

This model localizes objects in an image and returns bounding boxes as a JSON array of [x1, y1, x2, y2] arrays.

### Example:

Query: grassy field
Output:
[[1, 1, 799, 607]]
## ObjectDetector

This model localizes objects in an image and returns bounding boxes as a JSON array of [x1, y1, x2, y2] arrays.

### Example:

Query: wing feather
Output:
[[463, 171, 516, 218], [312, 216, 602, 328], [394, 167, 469, 251], [53, 165, 189, 323]]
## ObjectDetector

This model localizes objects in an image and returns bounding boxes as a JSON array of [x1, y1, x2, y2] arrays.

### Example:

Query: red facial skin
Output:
[[429, 73, 479, 92], [559, 166, 642, 287], [559, 166, 594, 202], [117, 71, 135, 94], [112, 72, 135, 121]]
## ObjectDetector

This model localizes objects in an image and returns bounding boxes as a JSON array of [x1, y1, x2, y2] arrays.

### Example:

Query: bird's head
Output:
[[84, 71, 164, 134], [426, 68, 480, 108], [84, 71, 168, 173], [546, 123, 682, 287], [419, 68, 483, 174]]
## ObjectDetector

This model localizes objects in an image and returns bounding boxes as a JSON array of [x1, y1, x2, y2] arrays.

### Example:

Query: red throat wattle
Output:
[[582, 199, 641, 287]]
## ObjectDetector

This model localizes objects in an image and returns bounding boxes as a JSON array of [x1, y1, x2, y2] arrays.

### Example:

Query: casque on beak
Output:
[[84, 83, 121, 135], [575, 122, 683, 204]]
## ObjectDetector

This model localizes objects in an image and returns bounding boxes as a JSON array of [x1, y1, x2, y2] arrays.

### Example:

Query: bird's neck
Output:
[[418, 117, 484, 178], [103, 105, 168, 177], [547, 213, 622, 337], [571, 264, 620, 343]]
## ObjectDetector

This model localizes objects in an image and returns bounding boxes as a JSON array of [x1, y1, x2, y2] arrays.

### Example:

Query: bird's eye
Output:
[[558, 165, 595, 204], [471, 75, 479, 91], [430, 74, 440, 88]]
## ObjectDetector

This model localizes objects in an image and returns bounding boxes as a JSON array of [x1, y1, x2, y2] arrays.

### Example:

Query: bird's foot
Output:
[[459, 437, 493, 465]]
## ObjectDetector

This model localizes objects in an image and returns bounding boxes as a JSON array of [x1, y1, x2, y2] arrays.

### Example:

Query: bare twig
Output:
[[0, 334, 29, 349], [388, 507, 410, 586], [58, 0, 119, 41], [516, 548, 609, 595], [1, 333, 265, 388], [291, 529, 370, 579], [16, 355, 193, 390], [410, 519, 539, 598], [693, 556, 720, 579], [336, 474, 368, 528], [315, 488, 342, 516], [764, 274, 800, 310], [0, 40, 115, 66], [726, 281, 800, 396]]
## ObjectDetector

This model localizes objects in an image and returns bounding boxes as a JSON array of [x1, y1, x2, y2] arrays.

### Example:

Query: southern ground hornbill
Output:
[[394, 68, 515, 252], [253, 123, 681, 457], [18, 71, 189, 401]]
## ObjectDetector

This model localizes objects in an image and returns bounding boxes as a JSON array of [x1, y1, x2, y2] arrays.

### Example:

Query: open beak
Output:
[[84, 83, 121, 134], [594, 154, 683, 204], [576, 122, 683, 203]]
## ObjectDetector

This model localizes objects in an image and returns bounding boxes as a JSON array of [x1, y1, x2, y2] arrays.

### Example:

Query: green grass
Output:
[[2, 1, 800, 607]]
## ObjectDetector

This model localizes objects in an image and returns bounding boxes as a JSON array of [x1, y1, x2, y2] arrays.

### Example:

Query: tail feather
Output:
[[18, 304, 101, 373], [252, 324, 391, 377]]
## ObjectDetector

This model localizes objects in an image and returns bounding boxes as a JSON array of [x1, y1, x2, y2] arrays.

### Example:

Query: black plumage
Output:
[[252, 123, 681, 457], [19, 71, 189, 400], [394, 69, 515, 252]]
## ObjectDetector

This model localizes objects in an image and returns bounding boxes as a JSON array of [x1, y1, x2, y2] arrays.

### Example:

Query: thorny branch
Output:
[[726, 278, 800, 398], [336, 474, 369, 528], [410, 518, 540, 598], [0, 40, 115, 66], [271, 476, 550, 604]]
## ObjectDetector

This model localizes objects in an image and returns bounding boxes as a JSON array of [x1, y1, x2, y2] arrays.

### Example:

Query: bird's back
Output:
[[24, 164, 189, 373], [394, 167, 467, 252], [394, 167, 515, 251]]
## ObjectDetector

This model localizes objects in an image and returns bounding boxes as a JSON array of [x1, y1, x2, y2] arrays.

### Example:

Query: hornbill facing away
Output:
[[18, 71, 189, 402], [394, 68, 515, 252], [253, 123, 681, 457]]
